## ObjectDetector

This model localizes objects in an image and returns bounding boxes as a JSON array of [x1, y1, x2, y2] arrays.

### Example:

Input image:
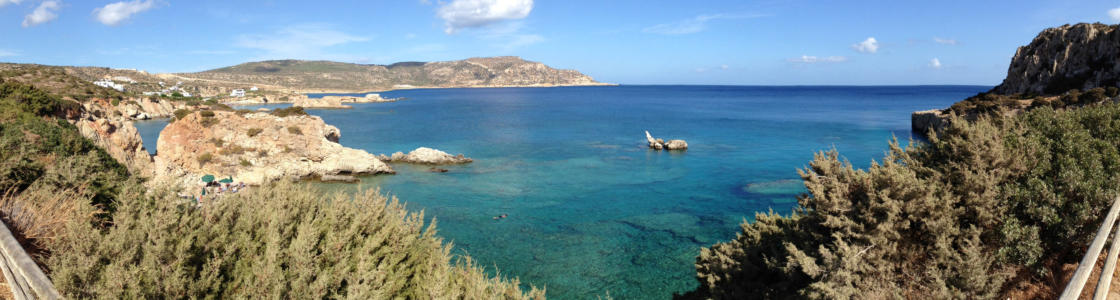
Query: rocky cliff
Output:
[[75, 118, 154, 177], [155, 111, 394, 185], [178, 56, 609, 92], [994, 23, 1120, 95]]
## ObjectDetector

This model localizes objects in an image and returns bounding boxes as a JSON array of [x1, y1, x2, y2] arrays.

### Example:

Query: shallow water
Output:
[[136, 85, 987, 299]]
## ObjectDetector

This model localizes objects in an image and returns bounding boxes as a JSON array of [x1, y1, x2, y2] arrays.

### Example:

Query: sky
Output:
[[0, 0, 1118, 86]]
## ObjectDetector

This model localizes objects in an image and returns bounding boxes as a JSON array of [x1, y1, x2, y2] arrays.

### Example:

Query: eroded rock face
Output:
[[382, 147, 473, 164], [84, 97, 180, 120], [994, 23, 1120, 95], [911, 109, 951, 134], [75, 118, 154, 177], [292, 95, 352, 109], [155, 111, 393, 185]]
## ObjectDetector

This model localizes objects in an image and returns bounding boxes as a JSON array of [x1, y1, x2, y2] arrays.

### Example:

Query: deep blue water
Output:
[[136, 85, 988, 299]]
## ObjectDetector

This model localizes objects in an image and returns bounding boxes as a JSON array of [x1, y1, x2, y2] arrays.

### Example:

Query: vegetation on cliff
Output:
[[687, 101, 1120, 298], [0, 76, 543, 298]]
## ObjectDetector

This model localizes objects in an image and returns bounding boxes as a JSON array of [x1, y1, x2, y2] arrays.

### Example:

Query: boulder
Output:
[[645, 131, 687, 151], [385, 147, 473, 164]]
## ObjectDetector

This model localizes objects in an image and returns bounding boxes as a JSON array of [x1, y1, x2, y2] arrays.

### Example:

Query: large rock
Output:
[[383, 147, 473, 164], [155, 111, 393, 186], [994, 23, 1120, 95], [75, 118, 154, 177], [645, 131, 687, 151]]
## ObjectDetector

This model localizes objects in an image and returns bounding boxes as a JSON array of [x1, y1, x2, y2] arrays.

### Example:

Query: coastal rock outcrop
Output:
[[381, 147, 473, 164], [83, 97, 180, 120], [75, 118, 155, 177], [994, 23, 1120, 95], [911, 109, 951, 134], [155, 110, 394, 186], [646, 131, 688, 150], [292, 95, 352, 109]]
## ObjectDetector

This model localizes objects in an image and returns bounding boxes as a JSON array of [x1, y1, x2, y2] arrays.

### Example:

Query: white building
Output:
[[180, 91, 192, 97], [112, 76, 137, 84], [93, 79, 125, 92], [249, 86, 259, 91], [230, 89, 246, 97]]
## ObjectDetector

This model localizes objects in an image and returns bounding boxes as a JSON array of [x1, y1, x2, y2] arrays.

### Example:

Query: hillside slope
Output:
[[177, 56, 608, 92], [994, 23, 1120, 95]]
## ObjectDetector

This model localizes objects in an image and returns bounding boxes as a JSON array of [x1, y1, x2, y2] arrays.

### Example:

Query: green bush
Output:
[[247, 127, 263, 137], [271, 106, 307, 118], [688, 102, 1120, 298], [239, 159, 251, 167], [197, 152, 213, 165], [172, 109, 191, 120], [47, 184, 546, 299], [287, 126, 302, 135], [199, 117, 219, 128], [199, 110, 215, 118], [110, 99, 120, 106], [210, 138, 224, 147]]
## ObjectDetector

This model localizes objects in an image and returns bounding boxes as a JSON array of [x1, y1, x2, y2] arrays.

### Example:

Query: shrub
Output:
[[689, 101, 1120, 299], [247, 128, 263, 137], [172, 109, 191, 120], [239, 159, 251, 167], [218, 145, 245, 156], [210, 138, 224, 147], [197, 152, 213, 165], [199, 110, 215, 118], [199, 118, 218, 127], [271, 106, 307, 118], [46, 184, 546, 299], [235, 109, 253, 116], [257, 149, 269, 157], [287, 126, 302, 135], [110, 99, 120, 106]]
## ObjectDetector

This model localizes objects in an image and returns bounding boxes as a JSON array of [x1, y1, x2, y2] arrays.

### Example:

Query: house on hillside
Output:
[[93, 79, 125, 92], [230, 89, 246, 97], [250, 86, 259, 91]]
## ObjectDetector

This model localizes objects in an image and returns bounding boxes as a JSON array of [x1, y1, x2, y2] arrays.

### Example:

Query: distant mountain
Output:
[[994, 23, 1120, 95], [177, 56, 608, 92]]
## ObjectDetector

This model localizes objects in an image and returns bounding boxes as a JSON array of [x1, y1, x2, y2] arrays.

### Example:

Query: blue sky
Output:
[[0, 0, 1118, 85]]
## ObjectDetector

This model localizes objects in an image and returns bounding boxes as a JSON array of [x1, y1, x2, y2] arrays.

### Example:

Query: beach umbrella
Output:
[[201, 174, 216, 183], [219, 177, 234, 184]]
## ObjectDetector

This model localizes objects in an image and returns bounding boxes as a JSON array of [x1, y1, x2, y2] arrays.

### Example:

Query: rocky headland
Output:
[[75, 118, 155, 177], [912, 23, 1120, 135], [178, 56, 612, 93], [155, 110, 394, 186]]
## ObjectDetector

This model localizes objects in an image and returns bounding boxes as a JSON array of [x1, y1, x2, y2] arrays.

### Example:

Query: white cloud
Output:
[[437, 0, 533, 34], [929, 58, 942, 69], [236, 24, 370, 61], [643, 13, 765, 35], [1110, 7, 1120, 21], [0, 0, 22, 8], [94, 0, 157, 26], [22, 1, 60, 27], [0, 49, 16, 57], [787, 55, 848, 63], [933, 37, 958, 45], [852, 37, 878, 53]]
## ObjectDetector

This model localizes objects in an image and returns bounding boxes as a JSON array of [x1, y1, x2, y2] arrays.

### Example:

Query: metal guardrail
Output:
[[1062, 195, 1120, 300], [0, 219, 59, 300]]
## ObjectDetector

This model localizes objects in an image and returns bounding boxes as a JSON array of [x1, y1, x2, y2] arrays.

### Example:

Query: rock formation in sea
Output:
[[155, 110, 394, 186], [646, 131, 688, 150], [380, 147, 473, 164], [290, 94, 401, 109]]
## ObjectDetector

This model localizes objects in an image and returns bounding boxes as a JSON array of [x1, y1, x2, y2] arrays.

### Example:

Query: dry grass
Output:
[[0, 187, 86, 265]]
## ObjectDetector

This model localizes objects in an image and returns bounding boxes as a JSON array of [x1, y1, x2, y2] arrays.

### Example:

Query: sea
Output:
[[133, 85, 989, 299]]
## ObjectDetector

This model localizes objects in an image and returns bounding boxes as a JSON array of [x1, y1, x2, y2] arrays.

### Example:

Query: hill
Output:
[[176, 56, 608, 92]]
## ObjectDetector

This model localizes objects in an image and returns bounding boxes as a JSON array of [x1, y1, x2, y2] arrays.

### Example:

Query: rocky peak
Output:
[[993, 23, 1120, 95]]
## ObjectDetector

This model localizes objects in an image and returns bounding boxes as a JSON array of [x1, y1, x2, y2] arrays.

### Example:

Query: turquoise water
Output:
[[137, 85, 987, 299]]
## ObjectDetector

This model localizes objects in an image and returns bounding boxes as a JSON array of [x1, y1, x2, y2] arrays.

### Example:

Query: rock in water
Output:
[[155, 110, 393, 186], [386, 147, 473, 164], [645, 131, 687, 151], [665, 139, 688, 150]]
